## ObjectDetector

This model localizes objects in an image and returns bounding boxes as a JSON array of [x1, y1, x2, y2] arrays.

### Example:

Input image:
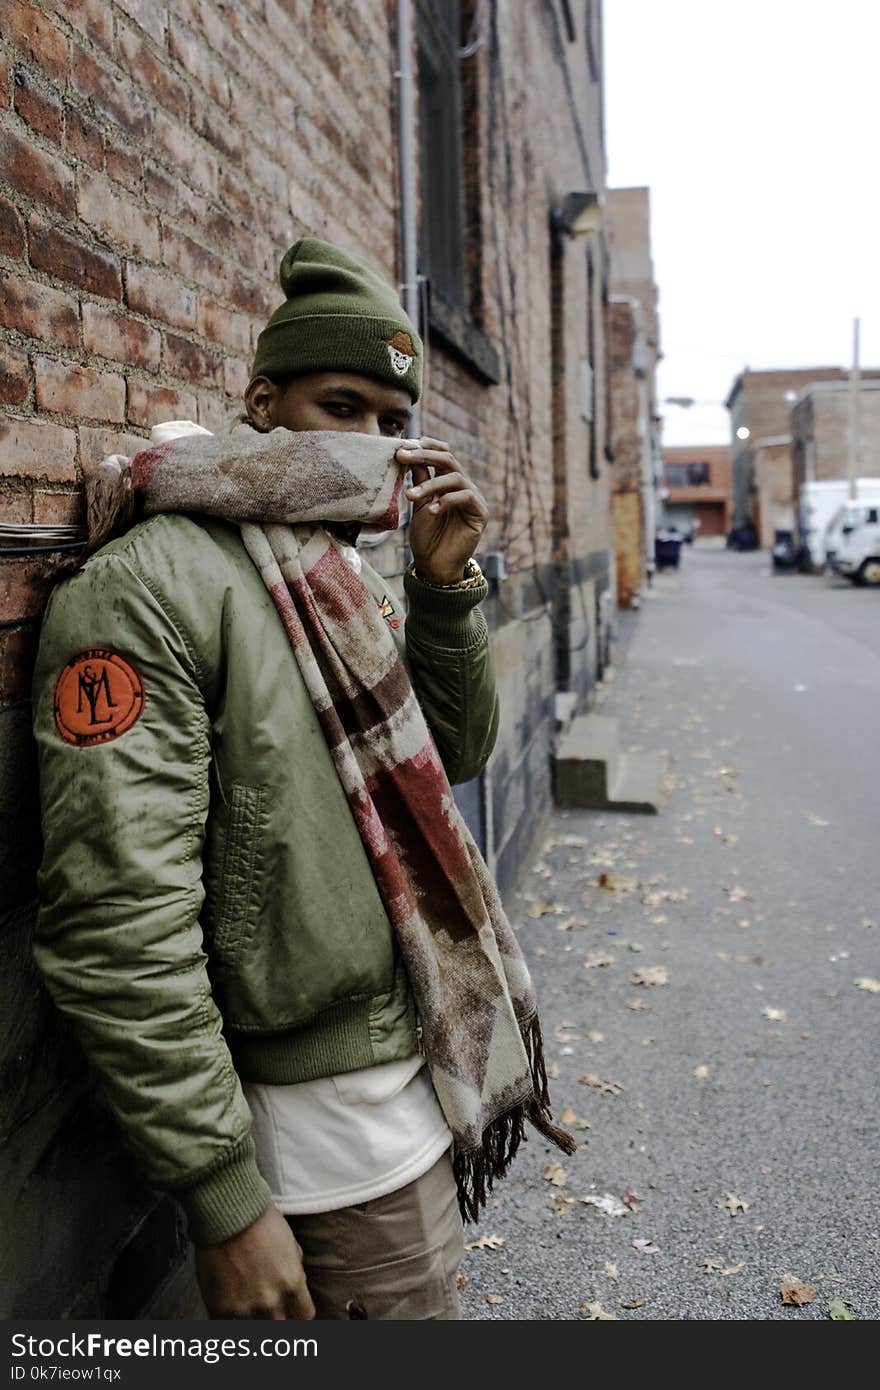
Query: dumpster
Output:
[[654, 529, 684, 570]]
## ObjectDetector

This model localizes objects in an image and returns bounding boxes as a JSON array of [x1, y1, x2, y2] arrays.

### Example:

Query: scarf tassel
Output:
[[453, 1015, 577, 1223]]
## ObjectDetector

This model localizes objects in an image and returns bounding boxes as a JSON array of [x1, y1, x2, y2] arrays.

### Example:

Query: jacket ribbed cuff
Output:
[[176, 1134, 273, 1247], [403, 564, 489, 647]]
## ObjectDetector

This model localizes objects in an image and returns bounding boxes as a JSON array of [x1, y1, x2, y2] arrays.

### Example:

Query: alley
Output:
[[461, 546, 880, 1320]]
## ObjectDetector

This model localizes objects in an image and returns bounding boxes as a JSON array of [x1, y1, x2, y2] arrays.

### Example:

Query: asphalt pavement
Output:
[[461, 545, 880, 1321]]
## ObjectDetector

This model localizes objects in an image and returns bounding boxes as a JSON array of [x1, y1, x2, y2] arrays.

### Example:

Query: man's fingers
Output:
[[285, 1285, 316, 1320], [425, 488, 486, 513]]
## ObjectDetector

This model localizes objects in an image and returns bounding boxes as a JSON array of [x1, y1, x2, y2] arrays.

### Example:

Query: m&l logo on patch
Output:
[[377, 594, 402, 630]]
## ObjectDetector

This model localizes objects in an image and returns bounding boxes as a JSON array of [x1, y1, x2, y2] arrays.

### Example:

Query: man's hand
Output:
[[195, 1205, 315, 1320], [397, 437, 489, 586]]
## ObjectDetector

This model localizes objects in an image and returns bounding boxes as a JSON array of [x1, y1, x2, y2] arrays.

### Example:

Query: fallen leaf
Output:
[[632, 1238, 659, 1254], [556, 1027, 582, 1043], [854, 977, 880, 993], [580, 1193, 629, 1217], [631, 965, 669, 987], [579, 1301, 618, 1320], [528, 901, 566, 918], [559, 1105, 578, 1125], [622, 1189, 639, 1210], [578, 1073, 624, 1097], [828, 1297, 855, 1320], [544, 1161, 567, 1187], [584, 952, 616, 969], [726, 885, 750, 902], [604, 1262, 620, 1282], [627, 998, 650, 1011], [464, 1233, 505, 1251], [716, 1192, 750, 1216], [780, 1274, 816, 1307], [704, 1258, 747, 1276], [763, 1006, 787, 1022], [485, 1293, 504, 1305], [558, 916, 590, 931], [456, 1271, 468, 1290], [694, 1064, 711, 1079], [550, 1193, 577, 1213], [588, 1029, 605, 1042], [620, 1298, 646, 1309]]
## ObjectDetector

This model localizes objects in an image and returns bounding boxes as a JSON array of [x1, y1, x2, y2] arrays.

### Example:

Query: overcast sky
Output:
[[603, 0, 880, 445]]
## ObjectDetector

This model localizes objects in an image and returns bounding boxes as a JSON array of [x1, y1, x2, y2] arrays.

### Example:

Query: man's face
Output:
[[246, 371, 413, 438]]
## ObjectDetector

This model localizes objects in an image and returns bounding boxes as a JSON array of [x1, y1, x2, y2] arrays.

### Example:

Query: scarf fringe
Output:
[[453, 1015, 577, 1223]]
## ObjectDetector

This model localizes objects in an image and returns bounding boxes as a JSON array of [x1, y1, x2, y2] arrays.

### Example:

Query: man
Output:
[[32, 238, 570, 1321]]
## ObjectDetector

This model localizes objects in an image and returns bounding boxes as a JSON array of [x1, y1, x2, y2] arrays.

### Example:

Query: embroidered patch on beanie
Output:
[[386, 330, 414, 377]]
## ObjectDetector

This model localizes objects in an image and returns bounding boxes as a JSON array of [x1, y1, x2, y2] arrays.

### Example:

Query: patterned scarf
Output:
[[88, 424, 574, 1219]]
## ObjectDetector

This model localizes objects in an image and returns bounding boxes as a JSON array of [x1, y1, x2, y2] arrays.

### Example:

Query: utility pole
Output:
[[847, 317, 861, 501]]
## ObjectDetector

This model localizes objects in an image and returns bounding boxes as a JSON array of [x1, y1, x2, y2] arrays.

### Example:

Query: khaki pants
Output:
[[285, 1150, 465, 1320]]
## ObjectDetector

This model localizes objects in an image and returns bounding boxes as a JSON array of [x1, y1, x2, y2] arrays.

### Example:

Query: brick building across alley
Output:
[[661, 444, 732, 539], [0, 1, 619, 1316]]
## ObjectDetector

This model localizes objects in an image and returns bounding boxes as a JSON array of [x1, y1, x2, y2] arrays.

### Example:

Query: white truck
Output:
[[825, 501, 880, 585], [799, 478, 880, 569]]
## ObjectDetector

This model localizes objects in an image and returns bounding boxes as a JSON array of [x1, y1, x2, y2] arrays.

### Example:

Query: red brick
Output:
[[126, 263, 196, 331], [28, 217, 122, 299], [0, 126, 75, 217], [0, 0, 69, 81], [0, 271, 80, 347], [190, 92, 242, 162], [153, 112, 218, 196], [13, 66, 63, 143], [226, 273, 275, 319], [82, 302, 161, 371], [105, 141, 142, 191], [77, 168, 161, 259], [197, 297, 253, 354], [144, 160, 180, 214], [163, 333, 223, 389], [44, 0, 112, 51], [168, 18, 230, 107], [69, 45, 152, 142], [35, 356, 126, 422], [64, 103, 104, 168], [0, 623, 39, 697], [0, 415, 76, 481], [219, 166, 258, 225], [0, 344, 29, 405], [127, 379, 197, 430], [78, 425, 146, 475], [223, 356, 249, 399], [32, 489, 84, 525], [0, 52, 8, 110], [115, 23, 189, 122], [114, 0, 166, 46], [0, 193, 25, 257], [162, 224, 225, 288]]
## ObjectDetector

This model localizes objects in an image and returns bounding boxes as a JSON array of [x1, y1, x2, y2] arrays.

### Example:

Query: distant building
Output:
[[725, 367, 850, 529], [605, 187, 662, 606], [661, 446, 732, 538], [791, 380, 880, 497]]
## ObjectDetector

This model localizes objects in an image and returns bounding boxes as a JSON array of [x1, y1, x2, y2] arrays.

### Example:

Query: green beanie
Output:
[[250, 237, 422, 402]]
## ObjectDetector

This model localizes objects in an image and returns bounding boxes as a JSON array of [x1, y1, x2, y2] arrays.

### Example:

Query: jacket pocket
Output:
[[212, 782, 266, 967]]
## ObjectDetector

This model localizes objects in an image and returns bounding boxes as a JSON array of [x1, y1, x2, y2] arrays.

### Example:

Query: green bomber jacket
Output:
[[31, 513, 499, 1245]]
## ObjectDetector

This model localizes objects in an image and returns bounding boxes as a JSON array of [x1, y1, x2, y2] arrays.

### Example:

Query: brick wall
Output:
[[1, 0, 614, 1315]]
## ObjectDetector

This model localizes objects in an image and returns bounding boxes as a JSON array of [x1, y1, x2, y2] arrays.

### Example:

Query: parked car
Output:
[[827, 503, 880, 585]]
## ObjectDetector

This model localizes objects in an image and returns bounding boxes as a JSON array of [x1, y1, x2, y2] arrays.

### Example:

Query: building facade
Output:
[[791, 379, 880, 498], [1, 0, 617, 1316], [661, 444, 732, 538], [605, 185, 661, 606]]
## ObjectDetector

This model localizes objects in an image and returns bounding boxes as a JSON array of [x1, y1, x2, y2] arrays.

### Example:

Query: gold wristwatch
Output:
[[412, 557, 484, 590]]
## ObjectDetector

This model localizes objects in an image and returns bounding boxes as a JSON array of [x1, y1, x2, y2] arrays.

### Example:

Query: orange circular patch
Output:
[[54, 648, 145, 747]]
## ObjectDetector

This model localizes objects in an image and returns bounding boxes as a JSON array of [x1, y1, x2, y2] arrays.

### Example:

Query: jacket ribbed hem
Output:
[[229, 990, 420, 1086], [403, 565, 489, 647], [176, 1134, 273, 1247]]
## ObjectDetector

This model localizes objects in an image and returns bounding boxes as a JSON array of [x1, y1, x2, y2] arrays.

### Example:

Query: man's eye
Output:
[[323, 402, 354, 415], [381, 420, 405, 436]]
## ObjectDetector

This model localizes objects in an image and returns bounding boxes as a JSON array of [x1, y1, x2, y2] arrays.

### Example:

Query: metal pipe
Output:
[[395, 0, 420, 439]]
